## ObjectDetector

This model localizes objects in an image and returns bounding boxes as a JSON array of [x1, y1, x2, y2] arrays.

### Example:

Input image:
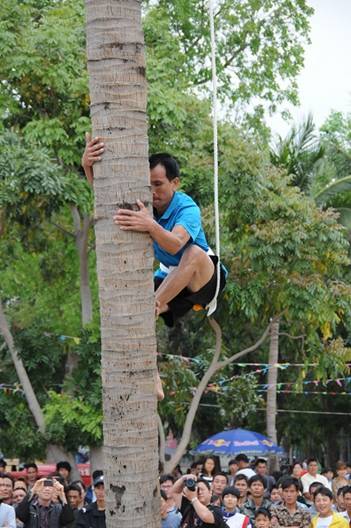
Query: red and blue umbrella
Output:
[[194, 428, 284, 456]]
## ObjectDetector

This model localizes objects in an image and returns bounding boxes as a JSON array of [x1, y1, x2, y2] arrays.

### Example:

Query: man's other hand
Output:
[[113, 200, 154, 233]]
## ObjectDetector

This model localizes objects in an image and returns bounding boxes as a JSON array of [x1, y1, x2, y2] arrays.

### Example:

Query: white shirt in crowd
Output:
[[0, 502, 16, 528], [300, 472, 331, 493], [235, 468, 256, 479]]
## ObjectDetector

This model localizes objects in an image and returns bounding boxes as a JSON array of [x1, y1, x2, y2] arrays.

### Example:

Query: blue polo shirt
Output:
[[154, 191, 209, 279]]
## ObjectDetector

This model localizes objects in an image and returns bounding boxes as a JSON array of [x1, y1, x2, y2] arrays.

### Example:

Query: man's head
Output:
[[149, 153, 180, 214], [56, 461, 71, 481], [222, 486, 240, 512], [228, 459, 238, 476], [37, 478, 55, 503], [254, 508, 271, 528], [160, 474, 174, 500], [0, 459, 6, 472], [314, 486, 333, 516], [248, 475, 265, 499], [25, 463, 38, 483], [281, 478, 300, 507], [93, 474, 105, 503], [306, 458, 319, 477], [321, 468, 333, 481], [190, 461, 202, 476], [342, 486, 351, 513], [196, 478, 212, 506], [336, 486, 347, 510], [235, 454, 250, 469], [254, 459, 268, 477], [211, 472, 228, 497], [270, 485, 281, 504], [67, 484, 82, 510], [234, 474, 249, 497], [0, 473, 13, 502], [309, 481, 323, 500]]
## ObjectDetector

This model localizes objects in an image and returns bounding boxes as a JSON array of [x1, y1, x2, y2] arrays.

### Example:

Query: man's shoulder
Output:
[[173, 192, 199, 211], [0, 502, 15, 512]]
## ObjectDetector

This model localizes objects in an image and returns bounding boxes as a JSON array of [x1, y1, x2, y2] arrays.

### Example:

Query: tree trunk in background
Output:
[[85, 2, 159, 526], [266, 318, 279, 473]]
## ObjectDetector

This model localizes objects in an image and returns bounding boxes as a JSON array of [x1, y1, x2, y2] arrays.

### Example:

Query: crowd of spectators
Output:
[[0, 456, 350, 528]]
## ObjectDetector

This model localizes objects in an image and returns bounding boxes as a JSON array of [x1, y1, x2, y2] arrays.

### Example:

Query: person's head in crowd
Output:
[[270, 485, 281, 504], [336, 486, 347, 511], [342, 486, 351, 515], [190, 461, 202, 477], [306, 458, 319, 477], [66, 484, 82, 510], [228, 459, 239, 476], [12, 486, 26, 505], [93, 474, 105, 508], [160, 490, 168, 519], [222, 486, 240, 513], [33, 478, 56, 506], [314, 487, 334, 517], [248, 475, 266, 501], [56, 461, 71, 482], [235, 454, 250, 469], [25, 463, 39, 485], [210, 494, 221, 507], [0, 459, 6, 472], [254, 508, 271, 528], [211, 472, 228, 498], [335, 461, 348, 479], [172, 464, 183, 480], [234, 474, 249, 502], [291, 462, 303, 479], [195, 478, 212, 506], [202, 457, 217, 478], [0, 473, 14, 504], [308, 482, 323, 503], [14, 478, 27, 492], [255, 459, 268, 478], [321, 468, 333, 482], [70, 480, 86, 508], [160, 474, 175, 500], [281, 478, 300, 507]]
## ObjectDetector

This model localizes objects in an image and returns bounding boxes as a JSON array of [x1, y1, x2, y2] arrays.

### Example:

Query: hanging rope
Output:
[[206, 0, 221, 317]]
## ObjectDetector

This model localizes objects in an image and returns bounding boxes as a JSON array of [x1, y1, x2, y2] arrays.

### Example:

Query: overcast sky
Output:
[[269, 0, 351, 137]]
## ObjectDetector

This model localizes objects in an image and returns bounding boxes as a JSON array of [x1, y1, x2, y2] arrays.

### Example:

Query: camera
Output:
[[185, 478, 197, 492]]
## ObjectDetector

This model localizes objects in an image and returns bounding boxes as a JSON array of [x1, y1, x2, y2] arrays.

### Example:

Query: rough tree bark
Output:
[[85, 1, 159, 526], [266, 317, 280, 473], [164, 319, 271, 473]]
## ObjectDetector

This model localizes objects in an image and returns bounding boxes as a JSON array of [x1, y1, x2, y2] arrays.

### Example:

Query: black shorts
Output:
[[154, 255, 227, 327]]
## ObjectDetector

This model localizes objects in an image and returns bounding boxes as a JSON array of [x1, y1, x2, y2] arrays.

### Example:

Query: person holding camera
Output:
[[16, 478, 74, 528], [172, 474, 226, 528]]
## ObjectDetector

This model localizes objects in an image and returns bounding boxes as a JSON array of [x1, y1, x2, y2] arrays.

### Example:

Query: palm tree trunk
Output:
[[266, 318, 279, 444], [85, 2, 159, 526]]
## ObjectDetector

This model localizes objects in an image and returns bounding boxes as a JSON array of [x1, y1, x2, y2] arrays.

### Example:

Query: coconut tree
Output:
[[85, 1, 159, 526]]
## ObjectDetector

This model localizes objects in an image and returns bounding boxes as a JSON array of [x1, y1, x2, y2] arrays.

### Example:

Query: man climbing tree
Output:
[[83, 144, 227, 327]]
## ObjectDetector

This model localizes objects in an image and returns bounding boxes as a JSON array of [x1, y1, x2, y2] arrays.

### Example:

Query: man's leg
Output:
[[155, 246, 214, 315]]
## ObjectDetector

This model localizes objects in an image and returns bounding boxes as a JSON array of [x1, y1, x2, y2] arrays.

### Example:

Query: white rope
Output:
[[206, 0, 221, 317]]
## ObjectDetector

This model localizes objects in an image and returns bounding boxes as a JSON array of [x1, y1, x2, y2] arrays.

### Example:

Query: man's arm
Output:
[[182, 487, 215, 524], [114, 200, 190, 255], [81, 133, 105, 187]]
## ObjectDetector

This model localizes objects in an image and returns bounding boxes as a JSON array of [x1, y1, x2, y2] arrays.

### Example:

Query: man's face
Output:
[[150, 164, 179, 214], [94, 484, 105, 502], [197, 482, 211, 506], [160, 479, 173, 500], [211, 475, 227, 496], [38, 484, 55, 502], [256, 463, 267, 476], [255, 514, 271, 528], [282, 485, 298, 506], [343, 492, 351, 513], [336, 493, 345, 510], [223, 494, 238, 512], [229, 463, 238, 475], [271, 488, 281, 503], [250, 481, 265, 498], [0, 477, 13, 500], [194, 464, 202, 476], [58, 468, 69, 480], [235, 479, 248, 497], [26, 467, 38, 482], [12, 488, 26, 505], [315, 493, 333, 516], [67, 490, 81, 509], [308, 461, 318, 476]]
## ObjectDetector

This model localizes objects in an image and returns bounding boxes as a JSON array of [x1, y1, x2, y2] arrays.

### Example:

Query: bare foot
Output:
[[155, 300, 169, 317]]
